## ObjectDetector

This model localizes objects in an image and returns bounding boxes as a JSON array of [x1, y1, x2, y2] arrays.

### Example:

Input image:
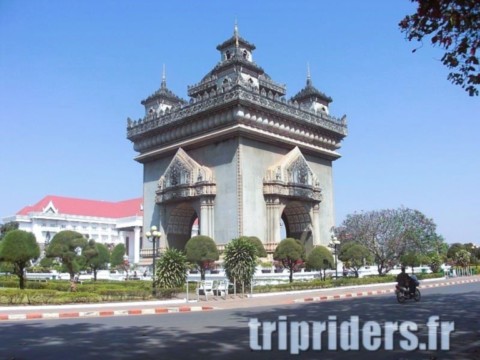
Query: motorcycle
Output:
[[395, 284, 421, 303]]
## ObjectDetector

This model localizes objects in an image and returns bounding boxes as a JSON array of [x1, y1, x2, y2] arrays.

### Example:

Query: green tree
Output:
[[156, 248, 188, 289], [110, 243, 127, 268], [447, 242, 465, 261], [86, 242, 110, 281], [246, 236, 267, 258], [0, 221, 19, 241], [454, 249, 471, 268], [0, 230, 40, 289], [273, 238, 305, 283], [400, 251, 428, 274], [426, 252, 444, 273], [185, 235, 219, 280], [338, 242, 372, 278], [399, 0, 480, 96], [45, 230, 88, 280], [306, 246, 334, 281], [465, 243, 479, 265], [80, 239, 99, 270], [223, 237, 257, 290]]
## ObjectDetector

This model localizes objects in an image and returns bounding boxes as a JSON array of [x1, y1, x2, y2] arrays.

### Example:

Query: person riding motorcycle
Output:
[[396, 266, 418, 297], [396, 266, 410, 293]]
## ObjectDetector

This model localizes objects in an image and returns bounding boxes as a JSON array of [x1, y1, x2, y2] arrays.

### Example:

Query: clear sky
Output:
[[1, 1, 478, 244]]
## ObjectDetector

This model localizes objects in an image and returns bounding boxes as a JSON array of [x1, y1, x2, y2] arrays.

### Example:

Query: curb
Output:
[[291, 277, 480, 303], [0, 305, 216, 322]]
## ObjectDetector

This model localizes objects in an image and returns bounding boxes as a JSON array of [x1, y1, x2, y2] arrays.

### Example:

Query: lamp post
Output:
[[145, 226, 161, 297], [329, 236, 340, 278]]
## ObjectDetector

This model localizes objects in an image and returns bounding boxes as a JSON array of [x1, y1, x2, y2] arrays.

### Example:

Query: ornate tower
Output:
[[127, 26, 348, 253]]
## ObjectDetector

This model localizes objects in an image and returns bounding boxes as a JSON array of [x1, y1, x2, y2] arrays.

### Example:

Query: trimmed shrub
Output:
[[0, 289, 25, 305], [25, 290, 59, 305], [57, 292, 103, 304], [156, 248, 188, 289]]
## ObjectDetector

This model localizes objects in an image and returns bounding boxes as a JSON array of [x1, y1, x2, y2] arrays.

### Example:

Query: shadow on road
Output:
[[1, 287, 479, 360]]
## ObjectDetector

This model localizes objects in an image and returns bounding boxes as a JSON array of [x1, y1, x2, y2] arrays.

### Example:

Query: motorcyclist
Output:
[[396, 266, 410, 293]]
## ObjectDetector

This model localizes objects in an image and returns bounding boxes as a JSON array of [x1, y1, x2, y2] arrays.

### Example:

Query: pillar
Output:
[[133, 226, 141, 264]]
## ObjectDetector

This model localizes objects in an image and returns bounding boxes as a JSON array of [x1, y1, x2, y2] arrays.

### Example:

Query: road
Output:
[[0, 282, 478, 360]]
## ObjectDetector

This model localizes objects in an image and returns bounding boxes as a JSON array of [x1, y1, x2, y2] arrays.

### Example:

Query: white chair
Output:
[[196, 280, 214, 300], [213, 279, 230, 299]]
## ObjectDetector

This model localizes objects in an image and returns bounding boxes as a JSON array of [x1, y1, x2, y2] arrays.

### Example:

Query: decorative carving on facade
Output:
[[156, 148, 216, 204], [127, 86, 347, 147], [263, 147, 322, 202]]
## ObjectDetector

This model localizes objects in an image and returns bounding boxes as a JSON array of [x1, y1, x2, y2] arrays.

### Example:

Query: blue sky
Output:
[[1, 1, 478, 244]]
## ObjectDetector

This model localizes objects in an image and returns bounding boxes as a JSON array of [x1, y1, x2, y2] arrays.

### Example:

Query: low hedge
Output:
[[57, 292, 103, 304], [252, 273, 446, 294], [0, 289, 26, 305], [96, 289, 151, 301], [25, 290, 59, 305]]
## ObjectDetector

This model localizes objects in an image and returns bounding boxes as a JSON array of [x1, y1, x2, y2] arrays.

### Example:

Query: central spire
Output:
[[234, 19, 239, 48], [161, 64, 166, 89], [307, 62, 312, 86]]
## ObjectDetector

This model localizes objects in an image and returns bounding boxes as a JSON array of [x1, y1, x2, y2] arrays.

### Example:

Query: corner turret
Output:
[[291, 65, 332, 115], [141, 65, 187, 117]]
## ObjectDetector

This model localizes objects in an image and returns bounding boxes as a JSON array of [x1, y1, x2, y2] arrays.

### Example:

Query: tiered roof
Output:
[[291, 77, 332, 105], [141, 67, 186, 106]]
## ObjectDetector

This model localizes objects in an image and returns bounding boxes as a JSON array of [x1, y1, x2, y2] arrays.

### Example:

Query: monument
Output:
[[127, 25, 348, 255]]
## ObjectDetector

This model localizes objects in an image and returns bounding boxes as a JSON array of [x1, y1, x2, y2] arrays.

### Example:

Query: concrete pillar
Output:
[[265, 196, 281, 243], [200, 196, 215, 238], [133, 226, 141, 264], [312, 203, 321, 246]]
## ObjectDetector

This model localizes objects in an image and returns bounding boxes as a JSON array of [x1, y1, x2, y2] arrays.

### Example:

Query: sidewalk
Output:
[[1, 276, 479, 322]]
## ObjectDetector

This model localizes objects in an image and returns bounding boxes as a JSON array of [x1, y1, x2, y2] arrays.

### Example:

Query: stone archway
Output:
[[156, 148, 216, 249], [165, 202, 198, 250], [281, 201, 314, 252], [264, 147, 322, 251]]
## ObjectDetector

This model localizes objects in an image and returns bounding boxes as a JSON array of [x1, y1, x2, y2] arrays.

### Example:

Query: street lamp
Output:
[[329, 236, 341, 278], [145, 225, 161, 297]]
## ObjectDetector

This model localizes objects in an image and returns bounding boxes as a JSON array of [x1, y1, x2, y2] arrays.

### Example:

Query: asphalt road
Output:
[[0, 282, 479, 360]]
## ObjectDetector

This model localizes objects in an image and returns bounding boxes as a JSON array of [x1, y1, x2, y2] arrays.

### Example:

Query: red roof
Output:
[[17, 195, 143, 219]]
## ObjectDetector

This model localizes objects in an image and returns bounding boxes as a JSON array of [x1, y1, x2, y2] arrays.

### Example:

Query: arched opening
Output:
[[191, 216, 199, 237], [280, 218, 286, 240], [281, 201, 313, 252], [166, 202, 198, 250]]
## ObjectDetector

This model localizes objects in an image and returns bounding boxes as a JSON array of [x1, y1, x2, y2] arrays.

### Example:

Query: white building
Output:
[[3, 195, 143, 264]]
